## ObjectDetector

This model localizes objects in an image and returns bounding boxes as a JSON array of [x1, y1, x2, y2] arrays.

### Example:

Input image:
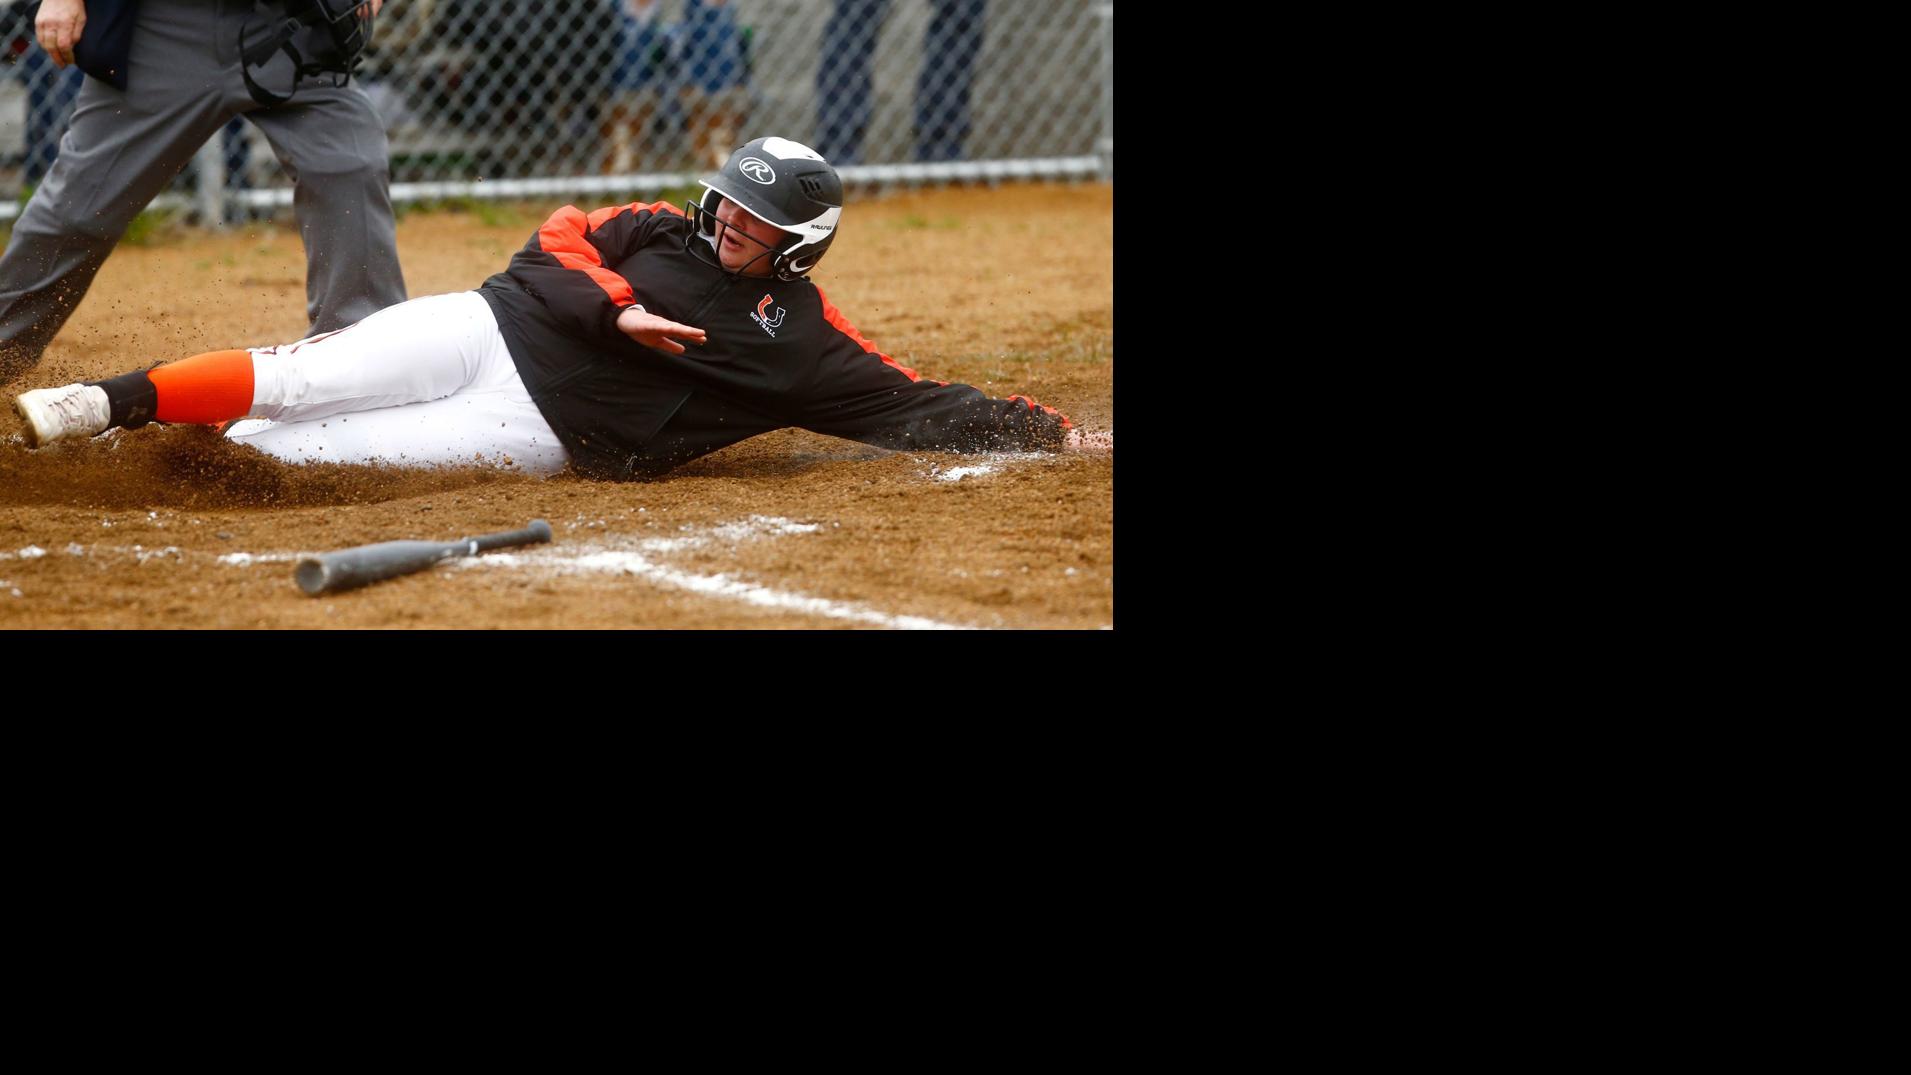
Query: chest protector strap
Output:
[[240, 0, 372, 107]]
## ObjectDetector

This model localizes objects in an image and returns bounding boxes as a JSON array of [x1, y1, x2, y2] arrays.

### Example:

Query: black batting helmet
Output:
[[688, 136, 844, 280]]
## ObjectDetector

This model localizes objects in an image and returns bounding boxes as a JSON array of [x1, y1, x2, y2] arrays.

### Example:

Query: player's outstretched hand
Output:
[[1064, 429, 1113, 456], [35, 0, 87, 67], [616, 306, 708, 356]]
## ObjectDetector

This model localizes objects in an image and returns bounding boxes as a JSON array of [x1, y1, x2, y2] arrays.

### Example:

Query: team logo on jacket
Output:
[[751, 293, 786, 336], [739, 158, 776, 184]]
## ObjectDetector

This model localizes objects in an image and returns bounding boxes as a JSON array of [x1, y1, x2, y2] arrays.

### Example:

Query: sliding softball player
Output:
[[14, 136, 1106, 478]]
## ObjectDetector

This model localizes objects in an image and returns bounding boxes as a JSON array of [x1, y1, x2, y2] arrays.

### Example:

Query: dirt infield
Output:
[[0, 183, 1112, 629]]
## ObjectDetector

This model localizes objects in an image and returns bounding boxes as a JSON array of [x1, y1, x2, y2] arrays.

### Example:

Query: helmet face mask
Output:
[[684, 197, 783, 278], [692, 198, 786, 276], [685, 137, 844, 281]]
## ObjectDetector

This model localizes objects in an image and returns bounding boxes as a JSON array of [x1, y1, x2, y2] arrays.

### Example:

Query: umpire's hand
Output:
[[616, 306, 708, 356], [35, 0, 85, 68]]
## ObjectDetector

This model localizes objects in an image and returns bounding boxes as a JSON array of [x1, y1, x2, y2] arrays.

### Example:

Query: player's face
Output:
[[713, 197, 788, 276]]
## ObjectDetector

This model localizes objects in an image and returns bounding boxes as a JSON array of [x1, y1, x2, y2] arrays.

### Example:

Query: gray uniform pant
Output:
[[0, 0, 407, 384]]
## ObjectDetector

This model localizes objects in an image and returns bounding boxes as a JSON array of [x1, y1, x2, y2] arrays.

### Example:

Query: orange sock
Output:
[[148, 349, 255, 424]]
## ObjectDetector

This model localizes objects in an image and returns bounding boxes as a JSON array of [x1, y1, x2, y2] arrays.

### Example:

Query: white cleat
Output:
[[14, 383, 111, 448]]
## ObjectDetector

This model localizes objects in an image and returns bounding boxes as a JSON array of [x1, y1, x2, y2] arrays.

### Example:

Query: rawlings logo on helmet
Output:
[[739, 158, 776, 185]]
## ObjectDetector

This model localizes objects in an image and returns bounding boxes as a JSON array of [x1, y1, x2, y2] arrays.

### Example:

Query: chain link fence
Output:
[[2, 0, 1111, 224]]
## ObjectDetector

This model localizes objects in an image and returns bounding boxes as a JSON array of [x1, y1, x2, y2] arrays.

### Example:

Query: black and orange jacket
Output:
[[478, 201, 1071, 480]]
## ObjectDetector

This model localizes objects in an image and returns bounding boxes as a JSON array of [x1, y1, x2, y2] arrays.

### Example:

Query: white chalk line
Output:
[[26, 515, 980, 629], [457, 515, 972, 630], [8, 542, 187, 564], [920, 451, 1052, 482]]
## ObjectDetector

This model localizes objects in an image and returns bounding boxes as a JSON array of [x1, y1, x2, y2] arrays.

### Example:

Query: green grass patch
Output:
[[120, 206, 183, 246], [396, 187, 706, 229], [655, 184, 704, 209], [407, 196, 542, 229]]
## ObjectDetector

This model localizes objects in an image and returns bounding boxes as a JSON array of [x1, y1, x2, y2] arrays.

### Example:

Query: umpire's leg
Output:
[[0, 13, 234, 385], [240, 77, 408, 336]]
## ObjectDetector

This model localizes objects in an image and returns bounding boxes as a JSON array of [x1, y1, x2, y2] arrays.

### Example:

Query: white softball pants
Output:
[[223, 291, 571, 476]]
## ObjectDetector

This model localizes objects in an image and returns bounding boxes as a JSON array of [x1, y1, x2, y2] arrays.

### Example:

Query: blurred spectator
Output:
[[814, 0, 987, 166], [435, 0, 618, 172], [815, 0, 886, 166], [916, 0, 984, 162], [677, 0, 748, 170], [603, 0, 672, 173]]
